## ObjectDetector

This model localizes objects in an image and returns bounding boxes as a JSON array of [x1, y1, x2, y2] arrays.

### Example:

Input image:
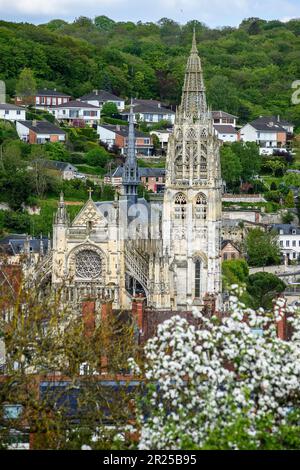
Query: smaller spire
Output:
[[55, 191, 69, 225], [39, 233, 44, 256], [191, 27, 198, 54]]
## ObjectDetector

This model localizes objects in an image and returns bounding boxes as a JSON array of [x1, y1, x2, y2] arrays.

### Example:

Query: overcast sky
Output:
[[0, 0, 299, 27]]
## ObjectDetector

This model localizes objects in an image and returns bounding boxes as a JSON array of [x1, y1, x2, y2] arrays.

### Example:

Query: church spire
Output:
[[122, 99, 139, 205], [179, 29, 207, 120], [54, 191, 69, 225]]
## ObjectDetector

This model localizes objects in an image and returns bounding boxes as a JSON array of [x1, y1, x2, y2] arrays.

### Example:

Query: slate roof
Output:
[[33, 160, 77, 172], [0, 235, 49, 255], [36, 89, 71, 97], [18, 120, 66, 135], [249, 117, 287, 133], [54, 100, 100, 109], [214, 125, 238, 134], [271, 224, 300, 235], [212, 110, 238, 119], [80, 90, 123, 102], [0, 103, 24, 110], [221, 239, 241, 251], [99, 124, 151, 139], [121, 99, 175, 116]]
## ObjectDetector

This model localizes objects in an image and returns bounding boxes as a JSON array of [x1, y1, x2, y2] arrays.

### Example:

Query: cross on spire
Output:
[[88, 187, 93, 199]]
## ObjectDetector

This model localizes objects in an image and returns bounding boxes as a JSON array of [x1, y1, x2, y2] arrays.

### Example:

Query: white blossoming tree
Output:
[[133, 290, 300, 450]]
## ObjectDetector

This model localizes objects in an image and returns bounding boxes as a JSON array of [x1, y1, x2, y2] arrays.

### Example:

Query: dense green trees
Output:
[[0, 17, 299, 126], [247, 272, 286, 310], [245, 228, 281, 267], [220, 142, 260, 189]]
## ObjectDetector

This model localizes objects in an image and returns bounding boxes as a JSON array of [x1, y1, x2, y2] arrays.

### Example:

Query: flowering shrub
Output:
[[133, 290, 300, 450]]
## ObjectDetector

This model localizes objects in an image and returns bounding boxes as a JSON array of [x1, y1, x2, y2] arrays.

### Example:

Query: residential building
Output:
[[52, 100, 100, 126], [79, 90, 125, 111], [212, 110, 238, 127], [97, 124, 153, 157], [221, 240, 242, 262], [16, 120, 66, 144], [272, 224, 300, 262], [0, 103, 26, 121], [31, 160, 79, 180], [214, 124, 238, 143], [15, 88, 71, 109], [121, 99, 175, 125], [104, 166, 166, 193], [239, 116, 288, 155], [150, 129, 173, 152]]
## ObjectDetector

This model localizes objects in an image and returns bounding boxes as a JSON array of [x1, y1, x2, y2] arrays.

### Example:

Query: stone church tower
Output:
[[34, 32, 222, 313], [161, 30, 222, 310]]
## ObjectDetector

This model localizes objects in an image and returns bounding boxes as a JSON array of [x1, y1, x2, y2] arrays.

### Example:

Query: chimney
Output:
[[277, 115, 280, 123], [82, 298, 96, 338], [158, 102, 161, 108], [32, 120, 37, 127], [54, 88, 56, 92], [132, 294, 146, 342], [116, 124, 120, 132], [93, 89, 98, 96]]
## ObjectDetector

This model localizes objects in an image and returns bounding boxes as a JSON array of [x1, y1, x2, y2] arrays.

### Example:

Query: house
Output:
[[150, 129, 173, 152], [214, 125, 238, 143], [52, 100, 101, 126], [15, 88, 71, 109], [221, 240, 242, 262], [104, 166, 166, 193], [31, 160, 79, 180], [212, 111, 238, 127], [271, 224, 300, 262], [16, 120, 66, 144], [121, 99, 175, 125], [97, 124, 154, 157], [0, 103, 26, 121], [79, 90, 125, 111], [239, 117, 288, 155]]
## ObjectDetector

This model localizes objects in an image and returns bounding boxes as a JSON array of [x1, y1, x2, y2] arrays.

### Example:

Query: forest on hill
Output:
[[0, 16, 300, 126]]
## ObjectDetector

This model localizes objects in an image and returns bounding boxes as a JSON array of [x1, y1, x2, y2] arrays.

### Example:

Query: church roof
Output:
[[107, 165, 165, 178]]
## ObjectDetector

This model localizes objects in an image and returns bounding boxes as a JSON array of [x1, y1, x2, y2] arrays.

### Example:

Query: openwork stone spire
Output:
[[122, 99, 139, 204], [54, 191, 69, 225], [179, 29, 207, 120]]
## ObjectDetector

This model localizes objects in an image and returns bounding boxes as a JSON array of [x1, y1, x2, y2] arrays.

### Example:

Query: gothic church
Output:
[[35, 32, 222, 312]]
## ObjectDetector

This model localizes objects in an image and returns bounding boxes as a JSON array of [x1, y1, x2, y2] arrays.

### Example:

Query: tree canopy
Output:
[[0, 17, 299, 126]]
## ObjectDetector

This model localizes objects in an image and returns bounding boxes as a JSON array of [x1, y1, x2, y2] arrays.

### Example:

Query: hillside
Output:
[[0, 16, 300, 126]]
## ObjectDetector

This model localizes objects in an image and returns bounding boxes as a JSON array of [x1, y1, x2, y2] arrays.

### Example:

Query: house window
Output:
[[144, 139, 150, 144], [280, 241, 283, 247], [286, 240, 290, 247], [17, 110, 21, 115], [224, 253, 228, 261], [174, 193, 187, 220], [195, 259, 201, 298], [293, 241, 296, 247]]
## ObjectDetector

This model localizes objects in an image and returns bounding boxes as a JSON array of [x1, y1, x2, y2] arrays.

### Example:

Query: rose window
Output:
[[75, 250, 102, 279]]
